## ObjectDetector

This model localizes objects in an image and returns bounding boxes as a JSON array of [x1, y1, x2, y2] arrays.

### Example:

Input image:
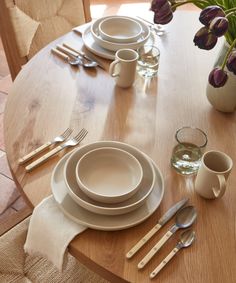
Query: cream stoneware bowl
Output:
[[76, 147, 143, 203], [98, 17, 142, 43], [63, 141, 156, 216], [90, 16, 150, 52]]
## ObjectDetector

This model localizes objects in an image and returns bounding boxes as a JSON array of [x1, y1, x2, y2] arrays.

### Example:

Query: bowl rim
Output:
[[75, 146, 143, 201], [98, 16, 142, 43]]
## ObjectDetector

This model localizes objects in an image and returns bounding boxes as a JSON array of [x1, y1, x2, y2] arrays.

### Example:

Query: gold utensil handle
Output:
[[51, 48, 68, 61], [150, 247, 179, 278], [25, 145, 63, 172], [18, 142, 52, 164], [138, 230, 173, 269], [126, 223, 161, 259], [56, 44, 78, 58], [62, 43, 85, 56]]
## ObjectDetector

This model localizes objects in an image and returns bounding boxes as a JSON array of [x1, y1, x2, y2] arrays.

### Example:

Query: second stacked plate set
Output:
[[79, 15, 152, 60]]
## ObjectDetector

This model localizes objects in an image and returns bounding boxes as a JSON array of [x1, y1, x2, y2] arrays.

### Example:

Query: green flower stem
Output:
[[226, 7, 236, 13], [226, 11, 236, 18], [221, 38, 236, 70], [171, 0, 208, 10]]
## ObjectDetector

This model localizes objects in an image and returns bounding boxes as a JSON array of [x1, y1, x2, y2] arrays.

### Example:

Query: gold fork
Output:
[[18, 128, 73, 164], [25, 128, 88, 172]]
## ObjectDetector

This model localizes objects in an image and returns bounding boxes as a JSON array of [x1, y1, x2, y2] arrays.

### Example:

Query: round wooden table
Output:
[[4, 11, 236, 283]]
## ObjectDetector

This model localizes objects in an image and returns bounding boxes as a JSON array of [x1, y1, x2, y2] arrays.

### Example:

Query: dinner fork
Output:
[[25, 128, 88, 172], [18, 128, 73, 164]]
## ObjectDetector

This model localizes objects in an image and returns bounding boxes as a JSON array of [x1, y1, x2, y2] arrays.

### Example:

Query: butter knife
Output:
[[126, 198, 188, 259]]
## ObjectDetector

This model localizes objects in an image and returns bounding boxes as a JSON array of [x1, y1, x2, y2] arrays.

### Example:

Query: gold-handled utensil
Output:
[[56, 45, 98, 68], [25, 128, 88, 172], [18, 128, 73, 164], [126, 198, 188, 259], [138, 206, 197, 269], [62, 42, 101, 68], [150, 229, 196, 278]]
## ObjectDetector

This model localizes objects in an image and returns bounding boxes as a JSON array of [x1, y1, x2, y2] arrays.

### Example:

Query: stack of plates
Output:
[[81, 16, 152, 60], [51, 141, 164, 231]]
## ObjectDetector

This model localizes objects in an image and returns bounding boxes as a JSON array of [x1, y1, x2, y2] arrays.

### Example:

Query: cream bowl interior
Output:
[[76, 147, 143, 203], [98, 17, 142, 43]]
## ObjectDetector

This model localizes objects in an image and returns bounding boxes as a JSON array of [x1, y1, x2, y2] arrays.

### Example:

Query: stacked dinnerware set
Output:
[[80, 16, 152, 60], [51, 141, 164, 231]]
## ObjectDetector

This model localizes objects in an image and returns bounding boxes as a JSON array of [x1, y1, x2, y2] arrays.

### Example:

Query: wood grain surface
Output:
[[4, 10, 236, 283]]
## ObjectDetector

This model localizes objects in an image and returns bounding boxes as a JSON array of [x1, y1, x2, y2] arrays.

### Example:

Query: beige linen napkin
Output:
[[24, 195, 87, 271]]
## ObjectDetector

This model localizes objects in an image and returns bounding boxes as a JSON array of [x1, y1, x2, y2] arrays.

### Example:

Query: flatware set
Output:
[[51, 43, 100, 68], [126, 199, 197, 278], [138, 205, 197, 269], [18, 128, 88, 172], [18, 128, 73, 164], [126, 198, 189, 259]]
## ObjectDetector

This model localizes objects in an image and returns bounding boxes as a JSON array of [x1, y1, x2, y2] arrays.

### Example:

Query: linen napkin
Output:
[[24, 195, 87, 271]]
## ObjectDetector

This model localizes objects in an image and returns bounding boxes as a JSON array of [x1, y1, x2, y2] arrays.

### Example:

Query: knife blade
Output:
[[125, 198, 188, 259]]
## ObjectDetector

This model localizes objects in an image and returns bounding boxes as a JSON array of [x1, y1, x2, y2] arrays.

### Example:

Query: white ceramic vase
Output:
[[206, 42, 236, 113]]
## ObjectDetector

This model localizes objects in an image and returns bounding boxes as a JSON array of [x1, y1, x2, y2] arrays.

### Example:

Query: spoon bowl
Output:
[[150, 229, 196, 278], [179, 229, 196, 248], [175, 205, 197, 229]]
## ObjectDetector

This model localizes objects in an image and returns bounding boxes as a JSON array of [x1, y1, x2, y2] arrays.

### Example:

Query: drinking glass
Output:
[[137, 45, 160, 78], [170, 126, 208, 175]]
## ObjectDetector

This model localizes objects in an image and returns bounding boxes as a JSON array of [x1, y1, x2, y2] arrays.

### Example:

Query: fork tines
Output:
[[74, 128, 88, 142]]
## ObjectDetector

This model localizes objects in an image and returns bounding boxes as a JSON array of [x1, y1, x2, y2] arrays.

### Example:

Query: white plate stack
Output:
[[51, 141, 164, 231], [81, 16, 152, 60]]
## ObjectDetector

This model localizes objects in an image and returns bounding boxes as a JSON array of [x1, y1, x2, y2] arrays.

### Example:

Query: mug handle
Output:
[[212, 174, 226, 198], [109, 60, 120, 77]]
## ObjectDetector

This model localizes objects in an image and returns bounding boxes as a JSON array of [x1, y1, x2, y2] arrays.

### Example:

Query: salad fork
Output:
[[25, 128, 88, 172], [18, 128, 73, 164]]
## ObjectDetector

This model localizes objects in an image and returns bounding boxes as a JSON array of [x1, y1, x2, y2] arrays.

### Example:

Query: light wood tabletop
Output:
[[4, 10, 236, 283]]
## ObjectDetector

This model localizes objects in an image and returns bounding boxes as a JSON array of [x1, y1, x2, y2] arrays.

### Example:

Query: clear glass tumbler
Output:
[[170, 126, 208, 175], [137, 45, 160, 78]]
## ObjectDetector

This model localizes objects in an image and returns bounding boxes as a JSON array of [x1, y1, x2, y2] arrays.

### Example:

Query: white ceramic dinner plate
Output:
[[51, 142, 164, 231], [82, 18, 154, 60], [64, 141, 156, 215]]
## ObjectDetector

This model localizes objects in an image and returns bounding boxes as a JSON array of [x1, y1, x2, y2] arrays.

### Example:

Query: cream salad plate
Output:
[[76, 16, 153, 60], [51, 141, 164, 231]]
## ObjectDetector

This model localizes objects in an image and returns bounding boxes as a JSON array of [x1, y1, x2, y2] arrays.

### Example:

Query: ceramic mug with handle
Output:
[[109, 49, 138, 88], [194, 150, 233, 199]]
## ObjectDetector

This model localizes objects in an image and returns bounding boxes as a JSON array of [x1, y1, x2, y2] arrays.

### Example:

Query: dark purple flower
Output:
[[151, 0, 173, 25], [199, 5, 225, 26], [208, 67, 228, 88], [210, 17, 229, 37], [226, 51, 236, 75], [151, 0, 167, 12], [193, 27, 218, 50], [154, 10, 173, 24]]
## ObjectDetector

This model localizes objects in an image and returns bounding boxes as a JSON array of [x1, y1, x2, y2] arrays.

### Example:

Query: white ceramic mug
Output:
[[194, 150, 233, 199], [109, 49, 138, 88]]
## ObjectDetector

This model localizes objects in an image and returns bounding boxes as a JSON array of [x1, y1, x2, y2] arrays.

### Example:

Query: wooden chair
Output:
[[0, 0, 91, 80], [0, 217, 109, 282]]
